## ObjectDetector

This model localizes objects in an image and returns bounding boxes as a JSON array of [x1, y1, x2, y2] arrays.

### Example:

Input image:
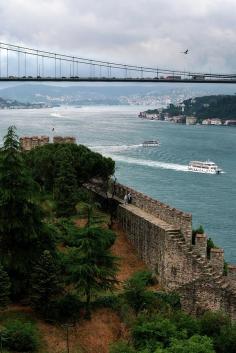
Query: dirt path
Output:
[[111, 223, 147, 283]]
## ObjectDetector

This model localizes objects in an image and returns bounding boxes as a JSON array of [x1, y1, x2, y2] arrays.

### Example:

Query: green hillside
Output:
[[147, 95, 236, 121]]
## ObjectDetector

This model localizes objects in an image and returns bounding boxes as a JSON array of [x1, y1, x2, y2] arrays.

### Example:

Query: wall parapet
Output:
[[113, 182, 192, 245]]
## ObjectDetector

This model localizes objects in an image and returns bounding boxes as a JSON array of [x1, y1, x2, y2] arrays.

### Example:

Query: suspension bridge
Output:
[[0, 42, 236, 83]]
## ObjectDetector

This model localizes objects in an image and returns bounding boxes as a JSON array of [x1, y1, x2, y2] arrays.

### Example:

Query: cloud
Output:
[[0, 0, 236, 73]]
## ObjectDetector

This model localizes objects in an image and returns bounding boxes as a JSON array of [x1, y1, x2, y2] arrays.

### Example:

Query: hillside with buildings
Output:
[[0, 96, 47, 109], [141, 95, 236, 126]]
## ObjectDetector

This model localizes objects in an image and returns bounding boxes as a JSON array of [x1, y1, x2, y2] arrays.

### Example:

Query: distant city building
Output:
[[186, 116, 197, 125], [211, 118, 222, 125], [138, 112, 161, 120], [202, 118, 222, 125], [224, 120, 236, 126], [20, 135, 76, 151], [202, 119, 211, 125], [172, 115, 186, 124]]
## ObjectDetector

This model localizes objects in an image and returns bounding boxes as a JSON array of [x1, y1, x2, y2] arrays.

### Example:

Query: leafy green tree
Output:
[[132, 315, 178, 351], [0, 264, 11, 309], [25, 143, 115, 192], [66, 226, 118, 318], [158, 335, 215, 353], [30, 250, 61, 316], [0, 126, 52, 297]]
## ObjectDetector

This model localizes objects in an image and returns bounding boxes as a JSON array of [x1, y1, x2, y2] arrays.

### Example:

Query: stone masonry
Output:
[[86, 181, 236, 320], [20, 135, 76, 151]]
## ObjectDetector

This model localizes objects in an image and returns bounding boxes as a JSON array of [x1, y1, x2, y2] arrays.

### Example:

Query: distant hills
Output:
[[1, 83, 236, 106]]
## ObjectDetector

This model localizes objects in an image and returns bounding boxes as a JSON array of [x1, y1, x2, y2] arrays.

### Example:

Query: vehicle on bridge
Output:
[[166, 75, 182, 80], [191, 75, 205, 80]]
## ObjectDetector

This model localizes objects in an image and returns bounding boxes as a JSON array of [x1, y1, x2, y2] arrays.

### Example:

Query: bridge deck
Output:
[[1, 77, 236, 83]]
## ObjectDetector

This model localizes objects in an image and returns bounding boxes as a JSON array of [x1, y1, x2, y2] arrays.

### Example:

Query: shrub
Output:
[[155, 292, 181, 310], [3, 320, 39, 352], [215, 324, 236, 353], [132, 315, 178, 351], [207, 238, 216, 258], [123, 277, 157, 314], [123, 270, 159, 316], [166, 335, 215, 353], [192, 225, 204, 245], [129, 270, 154, 287], [200, 311, 230, 338], [170, 311, 200, 338], [109, 340, 136, 353]]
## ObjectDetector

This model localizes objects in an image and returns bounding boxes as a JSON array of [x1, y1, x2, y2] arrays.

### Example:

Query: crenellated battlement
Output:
[[20, 135, 76, 151]]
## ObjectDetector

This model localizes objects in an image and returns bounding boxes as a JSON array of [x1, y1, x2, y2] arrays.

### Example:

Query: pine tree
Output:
[[54, 148, 78, 217], [67, 227, 118, 318], [0, 126, 52, 297], [0, 264, 11, 309], [30, 250, 60, 315]]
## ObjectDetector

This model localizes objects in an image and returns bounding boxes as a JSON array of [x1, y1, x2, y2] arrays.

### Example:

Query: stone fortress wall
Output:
[[20, 135, 76, 151], [87, 181, 236, 320]]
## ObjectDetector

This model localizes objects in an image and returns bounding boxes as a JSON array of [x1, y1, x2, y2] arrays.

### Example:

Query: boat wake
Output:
[[50, 113, 63, 118], [108, 154, 189, 172], [89, 144, 222, 174], [89, 144, 142, 153]]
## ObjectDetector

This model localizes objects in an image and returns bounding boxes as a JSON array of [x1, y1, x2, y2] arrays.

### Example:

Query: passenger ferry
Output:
[[188, 160, 222, 174], [142, 140, 160, 147]]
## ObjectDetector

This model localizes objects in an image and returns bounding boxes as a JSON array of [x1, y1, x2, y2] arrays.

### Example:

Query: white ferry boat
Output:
[[188, 160, 222, 174], [142, 140, 160, 147]]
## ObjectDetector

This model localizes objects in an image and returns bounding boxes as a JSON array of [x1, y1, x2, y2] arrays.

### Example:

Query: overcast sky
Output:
[[0, 0, 236, 74]]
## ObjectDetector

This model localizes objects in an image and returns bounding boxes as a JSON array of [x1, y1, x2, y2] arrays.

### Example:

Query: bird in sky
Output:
[[181, 49, 189, 55]]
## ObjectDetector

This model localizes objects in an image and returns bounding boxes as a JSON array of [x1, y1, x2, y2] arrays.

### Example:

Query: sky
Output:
[[0, 0, 236, 74]]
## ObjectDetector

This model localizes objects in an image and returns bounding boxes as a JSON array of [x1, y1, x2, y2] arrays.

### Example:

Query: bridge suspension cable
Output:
[[0, 42, 236, 82]]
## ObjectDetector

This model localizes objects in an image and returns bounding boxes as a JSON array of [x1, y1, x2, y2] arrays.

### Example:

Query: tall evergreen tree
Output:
[[54, 148, 78, 217], [67, 226, 118, 318], [30, 250, 61, 316], [0, 126, 53, 297], [0, 264, 11, 309]]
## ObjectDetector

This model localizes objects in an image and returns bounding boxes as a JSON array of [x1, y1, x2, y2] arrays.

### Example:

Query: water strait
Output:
[[0, 105, 235, 263]]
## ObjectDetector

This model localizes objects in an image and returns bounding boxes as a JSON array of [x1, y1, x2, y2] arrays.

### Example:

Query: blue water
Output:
[[0, 105, 235, 263]]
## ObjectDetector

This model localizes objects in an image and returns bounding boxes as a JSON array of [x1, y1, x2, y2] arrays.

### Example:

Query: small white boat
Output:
[[142, 140, 160, 147], [188, 160, 222, 174], [50, 112, 62, 118]]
